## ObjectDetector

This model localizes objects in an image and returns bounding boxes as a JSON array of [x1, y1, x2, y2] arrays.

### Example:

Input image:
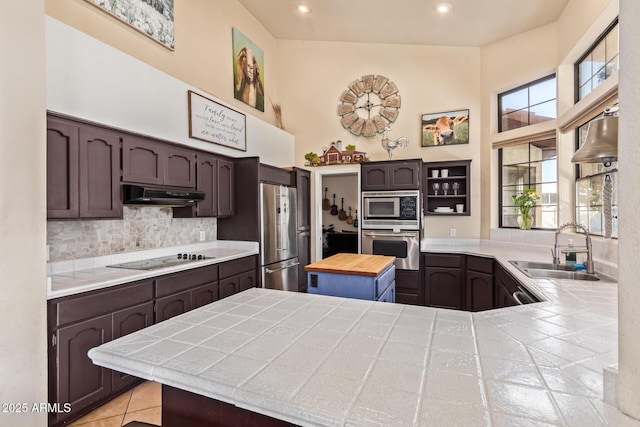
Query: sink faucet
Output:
[[552, 222, 595, 274]]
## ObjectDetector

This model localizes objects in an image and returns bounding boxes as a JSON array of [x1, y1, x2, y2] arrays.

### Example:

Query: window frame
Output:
[[498, 140, 558, 230], [574, 18, 619, 103], [498, 74, 557, 133]]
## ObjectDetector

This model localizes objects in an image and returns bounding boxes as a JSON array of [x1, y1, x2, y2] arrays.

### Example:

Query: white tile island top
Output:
[[89, 275, 639, 426]]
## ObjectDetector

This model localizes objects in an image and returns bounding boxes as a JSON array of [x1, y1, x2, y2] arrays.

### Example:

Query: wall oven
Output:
[[361, 230, 420, 271], [361, 190, 420, 230]]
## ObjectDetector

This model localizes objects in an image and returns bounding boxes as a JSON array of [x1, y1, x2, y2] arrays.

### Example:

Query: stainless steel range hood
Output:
[[123, 184, 205, 207], [571, 109, 618, 167]]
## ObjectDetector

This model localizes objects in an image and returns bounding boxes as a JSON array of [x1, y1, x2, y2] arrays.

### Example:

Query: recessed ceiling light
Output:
[[297, 5, 311, 14], [435, 2, 453, 13]]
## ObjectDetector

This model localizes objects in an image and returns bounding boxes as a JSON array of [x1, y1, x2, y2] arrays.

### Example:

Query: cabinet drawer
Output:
[[466, 256, 493, 274], [55, 281, 153, 327], [423, 253, 462, 268], [219, 256, 257, 279], [155, 265, 218, 298]]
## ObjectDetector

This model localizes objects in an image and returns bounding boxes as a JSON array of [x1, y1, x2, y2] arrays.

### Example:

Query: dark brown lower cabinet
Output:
[[156, 290, 192, 323], [465, 256, 494, 312], [48, 256, 258, 426], [54, 314, 113, 425], [395, 270, 421, 305], [466, 270, 494, 312], [192, 282, 220, 309], [111, 302, 154, 390], [423, 253, 464, 310], [422, 252, 534, 311], [494, 263, 520, 308], [220, 276, 241, 299]]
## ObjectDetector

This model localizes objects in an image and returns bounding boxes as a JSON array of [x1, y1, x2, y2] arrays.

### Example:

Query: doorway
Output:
[[311, 167, 360, 262]]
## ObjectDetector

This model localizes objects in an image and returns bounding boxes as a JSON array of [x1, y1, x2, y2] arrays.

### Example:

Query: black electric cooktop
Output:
[[107, 254, 209, 271]]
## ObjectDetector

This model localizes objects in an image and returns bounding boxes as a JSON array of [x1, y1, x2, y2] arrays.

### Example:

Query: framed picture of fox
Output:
[[421, 109, 469, 147]]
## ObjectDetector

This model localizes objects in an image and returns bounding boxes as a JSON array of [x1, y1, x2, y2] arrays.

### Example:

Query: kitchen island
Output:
[[305, 253, 395, 302], [88, 241, 636, 427]]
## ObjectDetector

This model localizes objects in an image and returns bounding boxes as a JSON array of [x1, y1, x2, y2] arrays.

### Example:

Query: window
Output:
[[575, 19, 619, 101], [498, 75, 556, 132], [575, 118, 618, 238], [499, 140, 557, 229]]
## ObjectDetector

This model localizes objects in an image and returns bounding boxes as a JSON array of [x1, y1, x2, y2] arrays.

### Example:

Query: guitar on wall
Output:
[[322, 187, 330, 210], [346, 207, 353, 225], [353, 209, 358, 228], [338, 198, 347, 221], [330, 194, 338, 216]]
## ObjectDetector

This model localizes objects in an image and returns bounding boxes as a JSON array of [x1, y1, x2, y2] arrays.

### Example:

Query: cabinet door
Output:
[[79, 126, 122, 218], [156, 291, 192, 322], [239, 270, 257, 292], [395, 270, 421, 306], [297, 231, 310, 292], [111, 302, 154, 390], [217, 159, 235, 216], [196, 154, 218, 217], [424, 267, 463, 310], [466, 271, 494, 312], [390, 162, 420, 190], [165, 146, 196, 188], [295, 168, 311, 231], [192, 282, 219, 309], [219, 276, 240, 299], [361, 163, 389, 191], [122, 137, 164, 185], [55, 314, 112, 423], [47, 118, 79, 218]]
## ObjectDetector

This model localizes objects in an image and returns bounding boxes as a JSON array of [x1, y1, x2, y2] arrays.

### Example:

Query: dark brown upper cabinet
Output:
[[174, 154, 234, 218], [294, 168, 311, 231], [122, 137, 196, 188], [47, 116, 122, 220], [361, 160, 421, 191], [217, 158, 235, 217]]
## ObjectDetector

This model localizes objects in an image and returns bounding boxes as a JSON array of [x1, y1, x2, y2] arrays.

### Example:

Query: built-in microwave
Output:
[[361, 190, 420, 230]]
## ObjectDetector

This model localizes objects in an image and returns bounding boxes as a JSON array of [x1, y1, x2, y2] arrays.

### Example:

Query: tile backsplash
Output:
[[47, 207, 217, 261]]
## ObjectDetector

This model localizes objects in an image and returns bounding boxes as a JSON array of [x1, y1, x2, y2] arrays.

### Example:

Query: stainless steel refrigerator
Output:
[[260, 183, 299, 291]]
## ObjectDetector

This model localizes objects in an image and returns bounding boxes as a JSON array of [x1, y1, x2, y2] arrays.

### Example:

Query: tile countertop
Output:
[[47, 240, 259, 300], [88, 242, 639, 426]]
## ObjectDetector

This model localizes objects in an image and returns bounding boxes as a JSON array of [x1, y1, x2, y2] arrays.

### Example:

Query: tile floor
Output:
[[68, 381, 161, 427]]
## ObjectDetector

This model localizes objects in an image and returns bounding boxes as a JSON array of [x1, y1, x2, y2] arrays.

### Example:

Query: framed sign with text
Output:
[[188, 90, 247, 152]]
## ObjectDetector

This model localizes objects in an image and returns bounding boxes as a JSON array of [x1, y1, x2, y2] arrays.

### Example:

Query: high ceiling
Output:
[[237, 0, 570, 47]]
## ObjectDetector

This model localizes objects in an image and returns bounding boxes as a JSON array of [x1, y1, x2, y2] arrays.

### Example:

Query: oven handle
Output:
[[362, 231, 419, 238]]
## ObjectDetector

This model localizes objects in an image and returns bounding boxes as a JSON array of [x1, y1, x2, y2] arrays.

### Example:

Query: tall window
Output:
[[498, 75, 556, 132], [499, 140, 558, 229], [575, 19, 619, 101], [575, 118, 618, 238]]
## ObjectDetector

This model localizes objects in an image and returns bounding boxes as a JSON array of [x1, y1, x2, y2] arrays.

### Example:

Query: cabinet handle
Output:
[[52, 334, 57, 348]]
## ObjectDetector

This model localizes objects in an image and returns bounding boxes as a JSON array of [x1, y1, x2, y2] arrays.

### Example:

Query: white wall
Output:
[[0, 2, 48, 426], [617, 0, 640, 419], [45, 17, 295, 167], [480, 23, 559, 235], [278, 40, 482, 239]]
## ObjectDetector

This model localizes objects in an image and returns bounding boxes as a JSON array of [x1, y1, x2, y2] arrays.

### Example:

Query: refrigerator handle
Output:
[[265, 262, 300, 274]]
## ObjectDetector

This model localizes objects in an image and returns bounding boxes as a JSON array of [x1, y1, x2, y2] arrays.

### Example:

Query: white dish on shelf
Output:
[[434, 207, 454, 213]]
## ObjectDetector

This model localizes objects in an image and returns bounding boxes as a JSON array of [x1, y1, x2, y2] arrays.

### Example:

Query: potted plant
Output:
[[512, 189, 539, 230]]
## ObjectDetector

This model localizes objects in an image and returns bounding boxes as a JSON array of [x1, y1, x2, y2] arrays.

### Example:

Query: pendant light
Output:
[[571, 106, 618, 167]]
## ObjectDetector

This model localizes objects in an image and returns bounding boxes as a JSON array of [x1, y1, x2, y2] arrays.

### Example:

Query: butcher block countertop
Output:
[[304, 253, 395, 277]]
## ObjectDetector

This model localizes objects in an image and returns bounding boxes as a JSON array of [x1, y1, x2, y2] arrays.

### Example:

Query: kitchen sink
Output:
[[509, 261, 600, 281], [509, 261, 577, 271]]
